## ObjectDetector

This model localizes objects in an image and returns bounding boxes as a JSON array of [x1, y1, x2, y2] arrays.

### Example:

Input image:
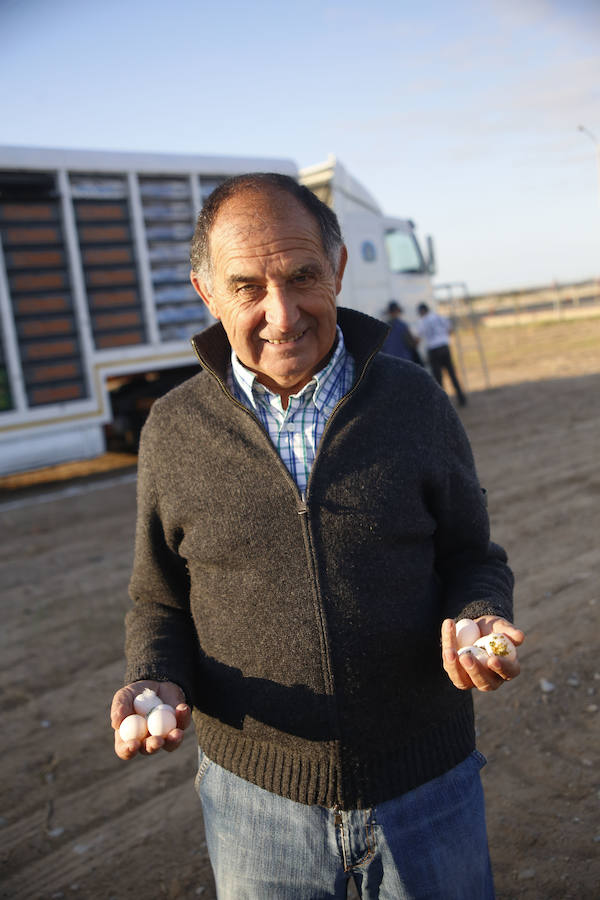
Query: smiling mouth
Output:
[[265, 330, 306, 345]]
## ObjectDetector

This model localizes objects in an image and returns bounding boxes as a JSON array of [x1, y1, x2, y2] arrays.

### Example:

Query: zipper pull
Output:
[[298, 492, 307, 515]]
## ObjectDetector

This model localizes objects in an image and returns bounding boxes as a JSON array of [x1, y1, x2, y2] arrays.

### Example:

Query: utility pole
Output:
[[577, 124, 600, 208]]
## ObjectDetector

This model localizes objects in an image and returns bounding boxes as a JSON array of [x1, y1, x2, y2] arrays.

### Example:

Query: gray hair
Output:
[[190, 173, 344, 287]]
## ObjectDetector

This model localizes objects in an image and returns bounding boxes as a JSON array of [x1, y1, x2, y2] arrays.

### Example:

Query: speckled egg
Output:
[[457, 645, 489, 663], [474, 633, 517, 661]]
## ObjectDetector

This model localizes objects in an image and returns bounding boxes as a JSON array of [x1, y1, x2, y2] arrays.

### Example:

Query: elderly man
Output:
[[111, 174, 522, 899]]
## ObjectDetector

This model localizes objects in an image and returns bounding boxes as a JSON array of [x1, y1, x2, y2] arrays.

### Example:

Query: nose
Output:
[[264, 285, 301, 333]]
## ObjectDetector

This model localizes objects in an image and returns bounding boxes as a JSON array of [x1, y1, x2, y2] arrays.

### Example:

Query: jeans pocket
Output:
[[194, 747, 212, 794]]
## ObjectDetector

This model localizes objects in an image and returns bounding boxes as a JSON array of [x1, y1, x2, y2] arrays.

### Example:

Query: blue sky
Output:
[[1, 0, 599, 294]]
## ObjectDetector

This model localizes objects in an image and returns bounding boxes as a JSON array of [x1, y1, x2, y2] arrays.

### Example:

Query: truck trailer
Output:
[[0, 147, 435, 475]]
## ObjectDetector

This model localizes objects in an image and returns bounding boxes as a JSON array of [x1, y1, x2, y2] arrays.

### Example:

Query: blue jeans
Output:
[[194, 748, 495, 899]]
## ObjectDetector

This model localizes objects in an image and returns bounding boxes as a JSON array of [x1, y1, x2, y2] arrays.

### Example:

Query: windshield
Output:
[[384, 229, 426, 274]]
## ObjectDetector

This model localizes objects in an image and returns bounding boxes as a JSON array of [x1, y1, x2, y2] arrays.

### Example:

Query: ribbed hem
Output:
[[192, 701, 475, 809], [340, 701, 476, 807], [194, 713, 339, 807]]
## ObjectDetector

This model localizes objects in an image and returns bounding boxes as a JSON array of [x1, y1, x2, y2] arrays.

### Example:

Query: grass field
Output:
[[452, 315, 600, 394]]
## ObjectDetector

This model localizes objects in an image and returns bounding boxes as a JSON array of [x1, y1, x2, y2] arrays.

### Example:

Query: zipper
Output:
[[296, 341, 385, 806], [192, 328, 386, 806]]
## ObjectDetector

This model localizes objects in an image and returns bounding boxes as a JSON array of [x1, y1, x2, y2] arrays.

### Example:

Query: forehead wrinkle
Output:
[[216, 226, 323, 256], [211, 194, 290, 246], [209, 189, 326, 269], [214, 233, 328, 284]]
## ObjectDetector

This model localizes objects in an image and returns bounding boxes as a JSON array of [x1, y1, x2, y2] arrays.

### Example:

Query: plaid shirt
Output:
[[229, 327, 355, 495]]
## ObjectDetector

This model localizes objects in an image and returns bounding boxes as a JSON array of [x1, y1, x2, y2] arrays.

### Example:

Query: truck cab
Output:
[[299, 156, 435, 325]]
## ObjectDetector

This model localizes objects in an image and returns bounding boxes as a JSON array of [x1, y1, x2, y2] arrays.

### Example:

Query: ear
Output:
[[335, 246, 348, 295], [190, 270, 220, 320]]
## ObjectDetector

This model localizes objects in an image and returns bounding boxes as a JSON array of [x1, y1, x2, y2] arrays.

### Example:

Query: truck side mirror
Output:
[[426, 235, 436, 275]]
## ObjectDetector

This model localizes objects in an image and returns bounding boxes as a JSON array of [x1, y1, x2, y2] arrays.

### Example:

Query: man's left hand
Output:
[[441, 616, 524, 692]]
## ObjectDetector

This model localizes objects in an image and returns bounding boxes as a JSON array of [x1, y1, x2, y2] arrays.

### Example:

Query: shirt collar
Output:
[[230, 325, 348, 413]]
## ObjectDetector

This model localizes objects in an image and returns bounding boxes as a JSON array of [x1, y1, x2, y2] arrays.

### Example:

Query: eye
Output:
[[291, 271, 316, 287], [236, 283, 263, 298]]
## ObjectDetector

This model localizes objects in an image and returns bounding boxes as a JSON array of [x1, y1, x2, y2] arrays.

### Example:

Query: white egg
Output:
[[119, 714, 149, 742], [455, 618, 481, 649], [133, 688, 163, 716], [147, 704, 177, 737], [457, 645, 489, 663], [474, 633, 517, 661]]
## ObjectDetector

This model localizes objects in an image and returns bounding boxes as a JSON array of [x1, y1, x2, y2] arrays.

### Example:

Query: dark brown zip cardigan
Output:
[[125, 307, 514, 809]]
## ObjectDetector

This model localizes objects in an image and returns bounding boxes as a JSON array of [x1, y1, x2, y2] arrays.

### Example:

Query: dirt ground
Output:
[[1, 316, 599, 899]]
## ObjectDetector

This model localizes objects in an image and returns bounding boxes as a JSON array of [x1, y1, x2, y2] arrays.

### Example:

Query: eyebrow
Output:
[[225, 273, 256, 290], [225, 262, 324, 291]]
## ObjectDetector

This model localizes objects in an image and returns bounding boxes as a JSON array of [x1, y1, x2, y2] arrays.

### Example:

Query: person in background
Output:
[[381, 300, 422, 364], [111, 174, 522, 899], [417, 301, 467, 406]]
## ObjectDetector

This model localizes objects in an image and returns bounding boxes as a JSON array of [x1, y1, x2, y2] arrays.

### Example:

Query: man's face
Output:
[[190, 188, 347, 404]]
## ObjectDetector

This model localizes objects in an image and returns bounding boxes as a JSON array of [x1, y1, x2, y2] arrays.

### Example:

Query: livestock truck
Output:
[[0, 147, 436, 475]]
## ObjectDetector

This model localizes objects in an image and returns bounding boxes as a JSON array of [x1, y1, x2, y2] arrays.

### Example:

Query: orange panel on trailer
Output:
[[82, 246, 133, 265], [77, 224, 130, 242], [5, 248, 65, 268], [96, 330, 144, 348], [88, 289, 138, 308], [19, 318, 75, 338], [75, 203, 128, 221], [86, 268, 137, 287], [30, 383, 84, 404], [3, 225, 62, 245], [14, 295, 71, 315], [21, 339, 78, 360], [0, 203, 57, 222], [94, 310, 141, 329], [27, 361, 80, 383], [11, 271, 68, 292]]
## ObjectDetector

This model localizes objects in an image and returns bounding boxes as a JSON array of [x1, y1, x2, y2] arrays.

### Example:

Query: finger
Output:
[[138, 734, 166, 756], [110, 686, 136, 730], [459, 651, 504, 692], [476, 617, 525, 647], [442, 619, 474, 690], [487, 653, 521, 682], [114, 731, 142, 761], [162, 728, 186, 753], [441, 618, 459, 658], [495, 622, 525, 647], [155, 683, 186, 708], [175, 703, 192, 730]]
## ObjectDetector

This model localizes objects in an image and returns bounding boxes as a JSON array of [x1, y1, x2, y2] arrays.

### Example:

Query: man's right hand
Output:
[[111, 680, 191, 760]]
